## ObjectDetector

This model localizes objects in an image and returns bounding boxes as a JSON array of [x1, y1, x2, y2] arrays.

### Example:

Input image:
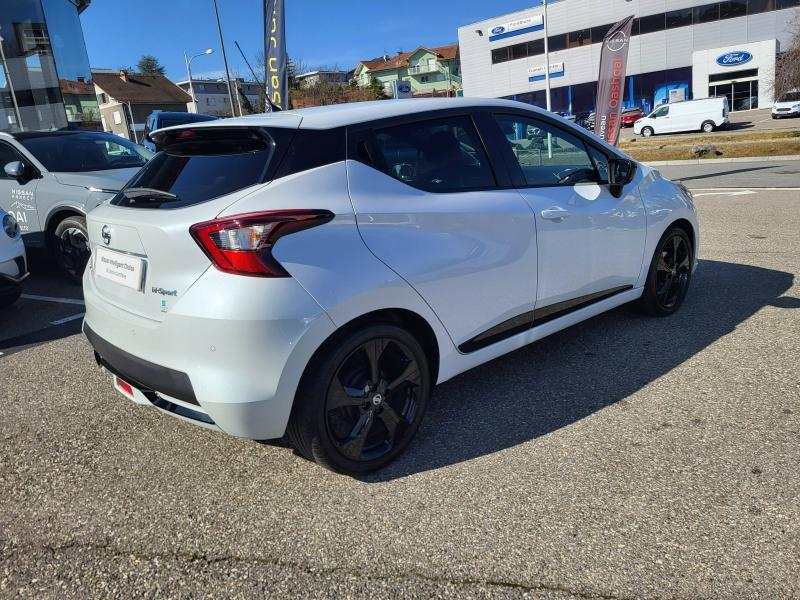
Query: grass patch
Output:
[[623, 137, 800, 162]]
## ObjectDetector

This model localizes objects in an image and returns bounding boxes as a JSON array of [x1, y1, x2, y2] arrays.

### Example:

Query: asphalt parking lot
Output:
[[1, 178, 799, 598]]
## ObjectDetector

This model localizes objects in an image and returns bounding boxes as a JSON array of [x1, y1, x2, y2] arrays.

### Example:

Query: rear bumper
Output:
[[83, 266, 337, 439]]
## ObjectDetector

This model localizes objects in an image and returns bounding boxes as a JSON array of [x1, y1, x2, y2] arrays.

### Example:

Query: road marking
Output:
[[21, 294, 85, 306], [50, 313, 85, 325], [692, 190, 757, 197]]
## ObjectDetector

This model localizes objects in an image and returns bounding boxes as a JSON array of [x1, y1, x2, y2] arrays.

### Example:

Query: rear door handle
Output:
[[541, 207, 571, 221]]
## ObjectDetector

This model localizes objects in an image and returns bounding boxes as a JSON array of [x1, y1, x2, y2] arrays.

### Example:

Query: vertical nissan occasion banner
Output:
[[594, 15, 634, 145], [264, 0, 288, 110]]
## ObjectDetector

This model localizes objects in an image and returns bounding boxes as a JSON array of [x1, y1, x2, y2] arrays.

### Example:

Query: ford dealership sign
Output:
[[716, 51, 752, 67]]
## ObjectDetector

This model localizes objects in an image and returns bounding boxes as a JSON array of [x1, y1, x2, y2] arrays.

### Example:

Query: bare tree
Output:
[[774, 13, 800, 99]]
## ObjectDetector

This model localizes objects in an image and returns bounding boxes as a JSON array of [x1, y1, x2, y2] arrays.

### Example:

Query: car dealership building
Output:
[[458, 0, 800, 116]]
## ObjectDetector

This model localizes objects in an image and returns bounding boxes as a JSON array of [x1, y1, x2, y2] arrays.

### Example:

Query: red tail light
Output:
[[115, 376, 134, 398], [190, 210, 334, 277]]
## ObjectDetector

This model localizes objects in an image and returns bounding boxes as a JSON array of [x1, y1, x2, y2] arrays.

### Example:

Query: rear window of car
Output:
[[18, 132, 152, 172], [112, 127, 289, 209]]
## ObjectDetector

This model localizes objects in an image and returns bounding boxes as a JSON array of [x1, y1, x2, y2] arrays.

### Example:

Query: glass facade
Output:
[[0, 0, 98, 133]]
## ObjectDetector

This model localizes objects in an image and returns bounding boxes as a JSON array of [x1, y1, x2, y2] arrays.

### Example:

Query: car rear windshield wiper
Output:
[[121, 187, 179, 202]]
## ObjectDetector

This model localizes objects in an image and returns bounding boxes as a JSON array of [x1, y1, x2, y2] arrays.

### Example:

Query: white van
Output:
[[633, 97, 729, 137]]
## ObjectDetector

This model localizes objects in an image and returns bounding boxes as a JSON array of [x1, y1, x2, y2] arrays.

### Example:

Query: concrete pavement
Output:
[[1, 188, 799, 598], [657, 158, 800, 189]]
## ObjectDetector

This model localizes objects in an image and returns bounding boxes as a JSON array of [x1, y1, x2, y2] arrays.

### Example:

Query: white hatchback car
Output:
[[83, 98, 699, 475]]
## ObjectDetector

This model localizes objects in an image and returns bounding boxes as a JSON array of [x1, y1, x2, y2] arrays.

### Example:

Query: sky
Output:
[[80, 0, 529, 82]]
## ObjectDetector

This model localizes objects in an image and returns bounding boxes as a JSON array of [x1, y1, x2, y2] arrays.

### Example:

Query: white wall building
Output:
[[176, 78, 262, 116], [458, 0, 800, 115]]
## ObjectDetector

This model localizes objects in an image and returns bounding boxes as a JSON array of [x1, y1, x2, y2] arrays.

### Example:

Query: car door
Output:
[[0, 140, 41, 236], [347, 112, 538, 351], [651, 105, 671, 133], [490, 113, 646, 316]]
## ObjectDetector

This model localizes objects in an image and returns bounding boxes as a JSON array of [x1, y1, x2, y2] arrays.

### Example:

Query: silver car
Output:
[[0, 130, 152, 282], [0, 207, 27, 307]]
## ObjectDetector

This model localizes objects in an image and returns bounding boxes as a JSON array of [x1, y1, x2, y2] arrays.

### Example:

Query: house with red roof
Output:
[[352, 43, 462, 98]]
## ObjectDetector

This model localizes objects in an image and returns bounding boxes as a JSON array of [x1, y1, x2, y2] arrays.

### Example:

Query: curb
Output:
[[644, 155, 800, 166]]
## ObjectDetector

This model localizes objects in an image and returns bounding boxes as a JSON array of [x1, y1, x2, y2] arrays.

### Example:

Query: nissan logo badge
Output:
[[101, 225, 111, 245]]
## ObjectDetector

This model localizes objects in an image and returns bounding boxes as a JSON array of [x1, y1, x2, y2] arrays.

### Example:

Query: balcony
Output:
[[408, 63, 438, 75]]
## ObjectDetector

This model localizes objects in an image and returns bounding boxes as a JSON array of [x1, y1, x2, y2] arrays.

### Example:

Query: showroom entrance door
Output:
[[709, 78, 758, 111]]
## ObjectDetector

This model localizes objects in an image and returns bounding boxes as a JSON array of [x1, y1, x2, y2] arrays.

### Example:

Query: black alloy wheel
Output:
[[54, 215, 90, 284], [639, 226, 693, 316], [288, 324, 431, 475]]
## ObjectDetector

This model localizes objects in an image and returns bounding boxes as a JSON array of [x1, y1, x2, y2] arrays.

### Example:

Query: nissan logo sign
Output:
[[716, 51, 752, 67], [605, 31, 628, 52], [101, 225, 111, 245]]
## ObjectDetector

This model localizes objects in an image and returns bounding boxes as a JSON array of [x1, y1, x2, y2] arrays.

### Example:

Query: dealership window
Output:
[[694, 3, 720, 23], [591, 23, 612, 43], [547, 33, 567, 52], [748, 0, 775, 12], [776, 0, 799, 8], [511, 43, 528, 60], [494, 115, 598, 187], [720, 0, 747, 19], [637, 13, 666, 34], [373, 116, 496, 192], [666, 8, 693, 29], [709, 68, 757, 82], [568, 28, 591, 48], [527, 39, 545, 57], [491, 47, 510, 64]]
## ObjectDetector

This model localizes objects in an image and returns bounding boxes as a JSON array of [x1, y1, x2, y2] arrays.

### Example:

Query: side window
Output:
[[494, 114, 599, 186], [373, 115, 496, 192], [0, 143, 26, 179], [653, 106, 669, 118], [587, 145, 609, 184]]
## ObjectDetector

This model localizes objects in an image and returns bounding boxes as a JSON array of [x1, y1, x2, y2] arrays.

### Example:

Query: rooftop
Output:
[[358, 44, 459, 73], [93, 71, 191, 104]]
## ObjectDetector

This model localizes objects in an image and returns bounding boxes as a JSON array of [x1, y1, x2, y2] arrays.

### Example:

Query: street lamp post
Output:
[[184, 48, 214, 113], [211, 0, 237, 117], [542, 0, 552, 112]]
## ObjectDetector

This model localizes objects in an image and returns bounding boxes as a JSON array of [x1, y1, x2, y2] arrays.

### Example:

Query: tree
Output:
[[369, 77, 387, 100], [136, 55, 166, 76], [773, 13, 800, 99]]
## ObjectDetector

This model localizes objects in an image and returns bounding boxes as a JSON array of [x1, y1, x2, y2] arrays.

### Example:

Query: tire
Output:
[[638, 226, 693, 317], [53, 215, 90, 284], [641, 126, 654, 138], [701, 120, 715, 133], [0, 285, 22, 308], [287, 323, 432, 475]]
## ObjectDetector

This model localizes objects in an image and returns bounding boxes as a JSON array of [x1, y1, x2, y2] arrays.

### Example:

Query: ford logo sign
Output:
[[398, 83, 411, 93], [716, 51, 752, 67], [491, 26, 506, 35]]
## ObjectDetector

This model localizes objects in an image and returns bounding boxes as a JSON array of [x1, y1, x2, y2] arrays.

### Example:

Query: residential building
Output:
[[92, 70, 191, 142], [295, 70, 349, 88], [458, 0, 800, 116], [353, 44, 462, 98], [176, 78, 262, 116], [0, 0, 100, 133]]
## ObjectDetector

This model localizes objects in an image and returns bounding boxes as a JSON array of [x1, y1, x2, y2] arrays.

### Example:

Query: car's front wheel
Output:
[[287, 323, 431, 475], [638, 226, 693, 317], [641, 126, 654, 137], [0, 285, 22, 308], [53, 215, 90, 284]]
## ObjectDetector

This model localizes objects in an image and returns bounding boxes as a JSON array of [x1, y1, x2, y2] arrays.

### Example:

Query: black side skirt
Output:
[[458, 285, 633, 353]]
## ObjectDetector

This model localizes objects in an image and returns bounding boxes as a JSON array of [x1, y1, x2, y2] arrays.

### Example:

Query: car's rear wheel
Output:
[[641, 126, 654, 137], [53, 215, 90, 284], [701, 120, 715, 133], [638, 226, 693, 317], [287, 323, 431, 475]]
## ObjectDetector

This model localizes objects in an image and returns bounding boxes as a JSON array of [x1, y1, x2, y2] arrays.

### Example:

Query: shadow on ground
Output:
[[368, 259, 796, 481]]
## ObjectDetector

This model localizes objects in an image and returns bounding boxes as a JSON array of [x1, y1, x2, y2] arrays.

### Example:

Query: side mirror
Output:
[[608, 158, 636, 198], [4, 161, 25, 181]]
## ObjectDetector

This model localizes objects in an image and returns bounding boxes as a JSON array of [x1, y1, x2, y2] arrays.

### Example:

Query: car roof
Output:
[[165, 97, 545, 131]]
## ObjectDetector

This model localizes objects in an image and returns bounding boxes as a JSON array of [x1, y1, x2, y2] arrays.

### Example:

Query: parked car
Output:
[[83, 98, 699, 475], [142, 112, 218, 152], [621, 106, 645, 127], [0, 207, 28, 308], [634, 97, 729, 137], [771, 91, 800, 119], [0, 130, 152, 282]]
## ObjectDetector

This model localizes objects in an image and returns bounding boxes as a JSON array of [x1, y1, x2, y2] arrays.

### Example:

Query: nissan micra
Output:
[[83, 98, 699, 475]]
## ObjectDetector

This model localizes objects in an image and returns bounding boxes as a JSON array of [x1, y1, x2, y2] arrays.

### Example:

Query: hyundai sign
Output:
[[716, 51, 753, 67]]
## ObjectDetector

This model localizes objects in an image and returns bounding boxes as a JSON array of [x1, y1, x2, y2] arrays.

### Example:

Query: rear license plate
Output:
[[95, 247, 145, 291]]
